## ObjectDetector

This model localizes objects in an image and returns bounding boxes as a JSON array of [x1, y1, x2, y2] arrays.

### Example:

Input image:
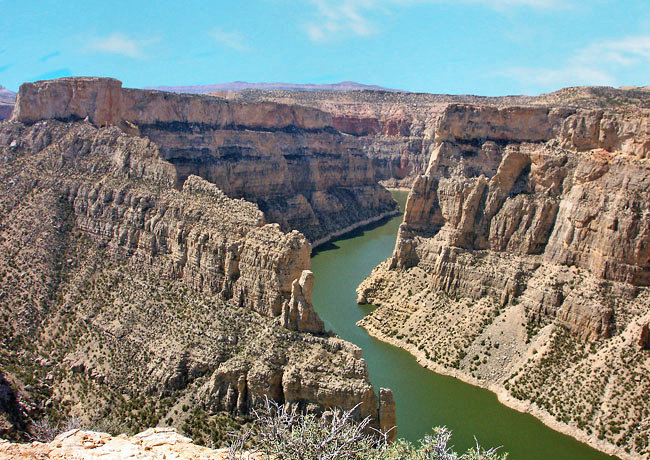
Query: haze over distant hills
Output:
[[146, 81, 403, 94], [0, 86, 16, 120], [0, 86, 15, 104]]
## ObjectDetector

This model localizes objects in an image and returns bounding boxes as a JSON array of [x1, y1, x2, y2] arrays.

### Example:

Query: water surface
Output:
[[310, 190, 617, 460]]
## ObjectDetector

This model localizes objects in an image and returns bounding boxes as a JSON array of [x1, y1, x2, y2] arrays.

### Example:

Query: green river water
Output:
[[310, 190, 617, 460]]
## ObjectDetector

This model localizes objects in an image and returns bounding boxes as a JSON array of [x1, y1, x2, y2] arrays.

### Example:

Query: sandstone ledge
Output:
[[0, 428, 261, 459]]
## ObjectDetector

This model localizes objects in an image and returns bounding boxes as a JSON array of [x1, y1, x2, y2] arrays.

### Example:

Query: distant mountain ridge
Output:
[[0, 85, 16, 104], [145, 81, 403, 94], [0, 85, 16, 120]]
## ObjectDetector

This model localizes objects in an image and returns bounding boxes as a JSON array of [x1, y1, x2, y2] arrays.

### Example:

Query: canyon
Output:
[[215, 85, 650, 191], [0, 76, 649, 459], [10, 77, 398, 244]]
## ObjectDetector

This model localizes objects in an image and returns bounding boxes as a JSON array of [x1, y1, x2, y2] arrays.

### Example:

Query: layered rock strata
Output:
[[215, 85, 650, 189], [357, 104, 650, 459], [11, 77, 398, 244], [0, 116, 394, 441]]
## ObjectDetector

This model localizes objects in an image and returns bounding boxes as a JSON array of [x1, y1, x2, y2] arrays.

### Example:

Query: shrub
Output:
[[30, 415, 83, 442], [228, 397, 506, 460]]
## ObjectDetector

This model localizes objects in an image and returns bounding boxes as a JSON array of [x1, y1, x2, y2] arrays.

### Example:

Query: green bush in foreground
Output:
[[228, 398, 507, 460]]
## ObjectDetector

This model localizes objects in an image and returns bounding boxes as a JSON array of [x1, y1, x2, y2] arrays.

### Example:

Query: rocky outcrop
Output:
[[639, 323, 650, 350], [358, 103, 650, 458], [281, 270, 325, 333], [11, 78, 397, 244], [0, 116, 393, 440], [378, 388, 397, 442], [0, 428, 261, 459], [388, 104, 649, 338]]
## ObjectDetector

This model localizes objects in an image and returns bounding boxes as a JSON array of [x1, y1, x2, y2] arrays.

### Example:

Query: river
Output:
[[310, 190, 617, 460]]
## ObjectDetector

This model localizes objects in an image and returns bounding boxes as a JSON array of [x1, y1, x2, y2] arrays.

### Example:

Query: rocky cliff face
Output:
[[357, 103, 650, 458], [0, 115, 394, 442], [11, 78, 397, 244], [216, 85, 650, 190]]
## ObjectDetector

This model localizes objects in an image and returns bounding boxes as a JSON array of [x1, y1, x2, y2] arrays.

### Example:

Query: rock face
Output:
[[378, 388, 397, 442], [11, 77, 397, 244], [0, 428, 260, 459], [357, 103, 650, 458], [216, 85, 650, 189], [0, 115, 394, 441]]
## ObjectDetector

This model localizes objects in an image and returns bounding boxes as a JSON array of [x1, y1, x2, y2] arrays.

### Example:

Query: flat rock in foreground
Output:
[[0, 428, 256, 459]]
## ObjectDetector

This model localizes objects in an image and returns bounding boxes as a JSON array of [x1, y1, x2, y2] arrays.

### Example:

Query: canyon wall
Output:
[[358, 103, 650, 459], [0, 115, 394, 441], [11, 78, 397, 244], [213, 88, 450, 188], [214, 85, 650, 190]]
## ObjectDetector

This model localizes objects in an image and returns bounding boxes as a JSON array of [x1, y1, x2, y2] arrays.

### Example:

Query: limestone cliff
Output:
[[0, 116, 394, 442], [11, 78, 398, 244], [357, 103, 650, 459]]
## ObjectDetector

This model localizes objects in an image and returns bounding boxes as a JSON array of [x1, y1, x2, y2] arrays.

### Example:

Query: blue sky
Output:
[[1, 0, 649, 95]]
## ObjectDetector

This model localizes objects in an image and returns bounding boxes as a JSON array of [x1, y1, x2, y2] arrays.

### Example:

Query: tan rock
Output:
[[0, 428, 261, 459], [10, 77, 398, 245], [0, 116, 387, 438]]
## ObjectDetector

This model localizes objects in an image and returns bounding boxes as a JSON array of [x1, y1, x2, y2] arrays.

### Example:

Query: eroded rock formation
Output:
[[215, 85, 650, 190], [358, 103, 650, 458], [11, 77, 398, 244], [0, 111, 394, 441]]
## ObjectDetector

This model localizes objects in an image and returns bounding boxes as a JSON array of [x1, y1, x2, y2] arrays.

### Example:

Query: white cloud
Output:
[[504, 66, 616, 90], [501, 35, 650, 91], [87, 33, 153, 58], [305, 0, 377, 42], [576, 35, 650, 67], [303, 0, 565, 42], [209, 28, 251, 52]]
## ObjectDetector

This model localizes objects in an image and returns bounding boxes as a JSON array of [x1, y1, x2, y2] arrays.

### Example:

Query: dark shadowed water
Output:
[[310, 190, 617, 460]]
